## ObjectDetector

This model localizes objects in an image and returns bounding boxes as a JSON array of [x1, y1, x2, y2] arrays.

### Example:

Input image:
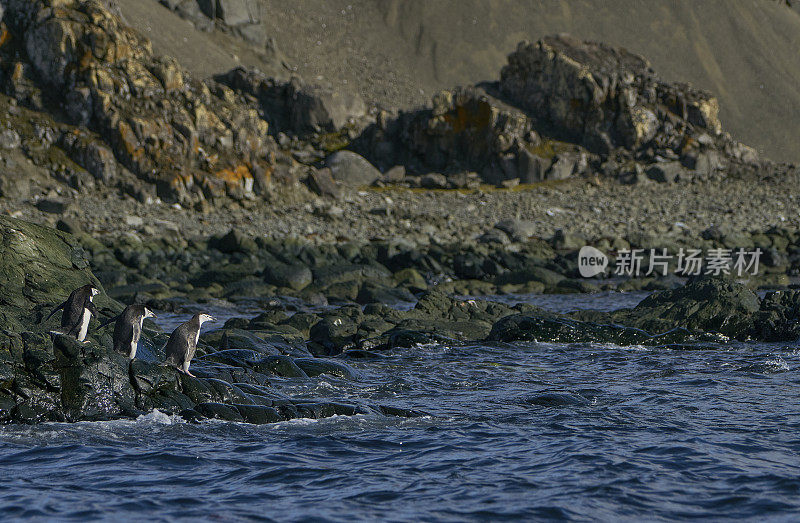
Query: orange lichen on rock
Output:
[[0, 27, 11, 49], [214, 164, 253, 190]]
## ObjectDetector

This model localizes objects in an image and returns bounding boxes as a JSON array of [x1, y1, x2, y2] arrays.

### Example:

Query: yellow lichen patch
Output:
[[524, 138, 572, 160], [116, 121, 144, 161], [169, 172, 193, 191], [11, 62, 23, 84], [79, 48, 93, 71], [318, 130, 351, 153], [0, 27, 11, 49]]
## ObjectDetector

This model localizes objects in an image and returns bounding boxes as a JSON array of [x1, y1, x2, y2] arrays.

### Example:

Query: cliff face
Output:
[[2, 0, 278, 206]]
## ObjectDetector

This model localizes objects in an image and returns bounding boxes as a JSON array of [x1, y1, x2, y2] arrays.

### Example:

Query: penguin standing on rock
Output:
[[164, 313, 216, 377], [98, 304, 157, 359], [43, 284, 99, 342]]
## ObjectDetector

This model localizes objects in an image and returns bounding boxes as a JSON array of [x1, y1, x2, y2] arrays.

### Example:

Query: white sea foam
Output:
[[764, 357, 790, 372], [135, 409, 183, 425]]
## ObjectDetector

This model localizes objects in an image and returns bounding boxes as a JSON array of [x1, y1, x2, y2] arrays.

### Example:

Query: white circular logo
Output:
[[578, 246, 608, 278]]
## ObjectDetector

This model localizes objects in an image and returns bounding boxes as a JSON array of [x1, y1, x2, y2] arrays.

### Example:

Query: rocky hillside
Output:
[[0, 0, 781, 214], [125, 0, 800, 164]]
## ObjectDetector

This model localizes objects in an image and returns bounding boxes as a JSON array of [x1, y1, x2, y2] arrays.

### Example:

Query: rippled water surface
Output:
[[3, 294, 800, 521]]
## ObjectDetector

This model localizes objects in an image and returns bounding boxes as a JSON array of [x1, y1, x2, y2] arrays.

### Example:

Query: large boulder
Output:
[[500, 35, 722, 154], [326, 151, 381, 188], [291, 83, 367, 134], [199, 0, 254, 26], [355, 86, 588, 185], [582, 277, 761, 339], [217, 68, 366, 135]]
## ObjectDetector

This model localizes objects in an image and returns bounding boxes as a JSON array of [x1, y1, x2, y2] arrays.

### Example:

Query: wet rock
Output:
[[488, 313, 690, 345], [751, 290, 800, 341], [356, 281, 416, 305], [194, 402, 245, 422], [264, 262, 313, 291], [235, 404, 283, 424], [252, 355, 308, 377], [293, 358, 360, 380], [606, 276, 760, 339]]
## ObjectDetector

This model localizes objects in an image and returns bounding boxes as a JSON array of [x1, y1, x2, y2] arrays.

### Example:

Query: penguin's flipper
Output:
[[41, 301, 66, 324], [86, 302, 100, 317], [97, 313, 120, 330]]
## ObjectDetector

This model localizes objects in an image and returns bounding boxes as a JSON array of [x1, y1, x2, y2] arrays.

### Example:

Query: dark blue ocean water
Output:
[[2, 293, 800, 521]]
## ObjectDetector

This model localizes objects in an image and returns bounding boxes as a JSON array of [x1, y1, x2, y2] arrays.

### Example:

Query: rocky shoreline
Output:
[[1, 216, 799, 425], [0, 0, 798, 427]]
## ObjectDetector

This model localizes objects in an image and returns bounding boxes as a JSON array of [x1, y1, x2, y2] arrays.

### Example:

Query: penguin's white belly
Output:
[[194, 330, 200, 349], [130, 319, 144, 359], [77, 308, 91, 342]]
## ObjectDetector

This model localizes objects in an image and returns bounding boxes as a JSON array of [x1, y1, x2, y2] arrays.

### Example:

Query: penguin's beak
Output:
[[151, 313, 158, 319], [209, 316, 217, 322]]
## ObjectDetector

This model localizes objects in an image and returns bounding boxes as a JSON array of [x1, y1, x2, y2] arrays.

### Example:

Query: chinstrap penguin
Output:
[[98, 304, 156, 359], [43, 284, 100, 342], [164, 313, 216, 377]]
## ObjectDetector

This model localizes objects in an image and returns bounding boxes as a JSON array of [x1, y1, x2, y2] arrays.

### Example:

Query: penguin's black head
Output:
[[80, 284, 99, 297]]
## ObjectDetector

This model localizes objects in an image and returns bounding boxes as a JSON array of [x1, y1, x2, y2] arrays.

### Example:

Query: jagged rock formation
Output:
[[1, 0, 280, 205], [354, 34, 767, 187], [355, 86, 592, 186]]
